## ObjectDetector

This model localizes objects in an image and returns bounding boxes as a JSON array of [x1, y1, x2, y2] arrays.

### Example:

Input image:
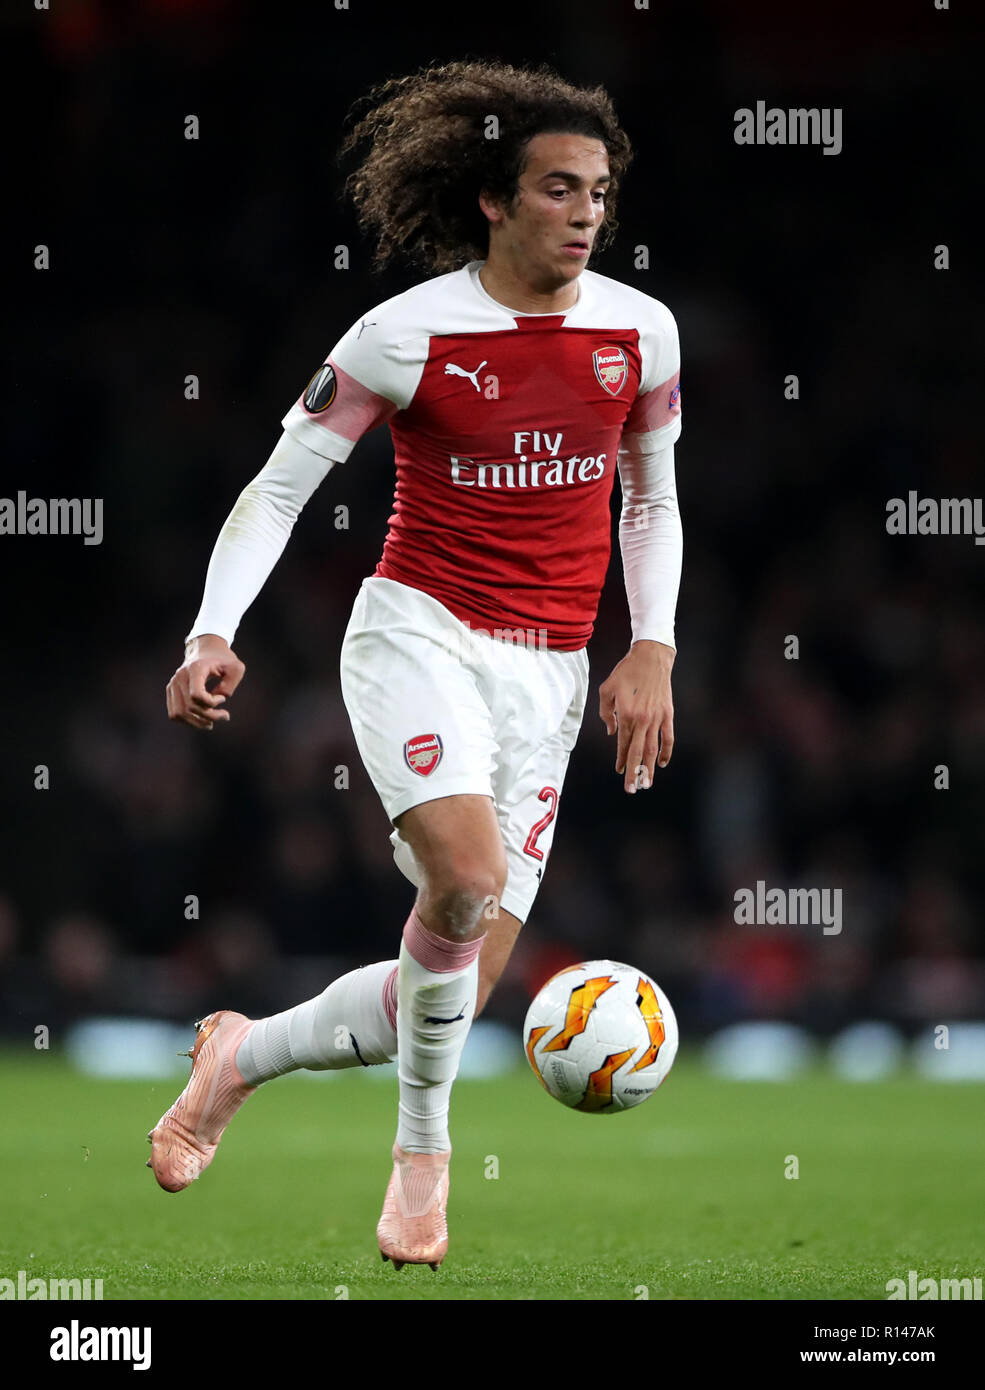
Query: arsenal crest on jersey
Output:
[[404, 732, 443, 777], [592, 346, 629, 397]]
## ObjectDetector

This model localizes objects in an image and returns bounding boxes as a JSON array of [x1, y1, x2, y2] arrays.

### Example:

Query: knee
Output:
[[422, 859, 508, 940]]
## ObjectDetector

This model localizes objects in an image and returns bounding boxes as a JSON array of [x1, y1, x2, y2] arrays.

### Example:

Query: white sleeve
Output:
[[185, 431, 337, 645], [616, 440, 683, 652], [280, 305, 424, 458], [623, 299, 682, 447]]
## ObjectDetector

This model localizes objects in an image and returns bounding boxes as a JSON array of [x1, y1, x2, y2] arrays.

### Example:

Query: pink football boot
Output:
[[377, 1142, 451, 1271], [147, 1011, 257, 1192]]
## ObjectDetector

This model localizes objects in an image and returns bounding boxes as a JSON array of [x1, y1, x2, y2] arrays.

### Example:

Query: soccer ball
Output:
[[523, 959, 678, 1113]]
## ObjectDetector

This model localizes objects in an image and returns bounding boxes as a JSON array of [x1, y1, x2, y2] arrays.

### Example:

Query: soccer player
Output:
[[152, 60, 683, 1271]]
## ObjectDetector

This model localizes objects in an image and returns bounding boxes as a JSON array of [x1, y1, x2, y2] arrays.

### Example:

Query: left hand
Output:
[[598, 640, 675, 793]]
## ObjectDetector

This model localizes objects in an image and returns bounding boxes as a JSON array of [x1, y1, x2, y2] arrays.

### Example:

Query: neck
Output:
[[478, 257, 579, 315]]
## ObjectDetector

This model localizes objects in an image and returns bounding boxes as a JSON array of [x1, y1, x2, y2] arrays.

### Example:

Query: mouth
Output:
[[561, 240, 590, 258]]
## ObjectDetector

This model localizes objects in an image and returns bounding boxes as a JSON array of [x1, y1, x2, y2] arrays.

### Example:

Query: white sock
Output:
[[235, 959, 398, 1084], [396, 907, 484, 1154]]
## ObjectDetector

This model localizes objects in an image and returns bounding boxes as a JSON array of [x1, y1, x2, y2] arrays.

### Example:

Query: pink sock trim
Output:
[[382, 965, 398, 1030], [403, 907, 485, 973]]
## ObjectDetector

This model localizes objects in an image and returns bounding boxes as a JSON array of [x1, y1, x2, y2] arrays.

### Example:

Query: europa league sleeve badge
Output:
[[302, 363, 338, 413]]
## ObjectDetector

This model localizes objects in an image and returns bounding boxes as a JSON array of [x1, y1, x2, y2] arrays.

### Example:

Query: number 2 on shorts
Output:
[[523, 786, 559, 861]]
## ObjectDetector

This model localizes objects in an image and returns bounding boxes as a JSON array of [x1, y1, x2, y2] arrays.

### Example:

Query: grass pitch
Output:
[[0, 1051, 981, 1300]]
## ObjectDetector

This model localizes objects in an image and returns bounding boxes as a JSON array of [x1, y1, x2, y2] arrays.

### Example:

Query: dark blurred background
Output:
[[3, 0, 983, 1051]]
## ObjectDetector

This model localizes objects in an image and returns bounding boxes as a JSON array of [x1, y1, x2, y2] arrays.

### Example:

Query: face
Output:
[[481, 131, 610, 288]]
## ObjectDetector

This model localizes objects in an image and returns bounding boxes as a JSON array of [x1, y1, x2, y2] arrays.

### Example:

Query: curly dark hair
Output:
[[339, 59, 633, 274]]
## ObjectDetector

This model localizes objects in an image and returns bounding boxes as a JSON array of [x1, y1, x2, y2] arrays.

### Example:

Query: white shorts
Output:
[[339, 576, 590, 923]]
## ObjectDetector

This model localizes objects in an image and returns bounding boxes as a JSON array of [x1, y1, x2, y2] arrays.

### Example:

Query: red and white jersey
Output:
[[282, 260, 681, 651]]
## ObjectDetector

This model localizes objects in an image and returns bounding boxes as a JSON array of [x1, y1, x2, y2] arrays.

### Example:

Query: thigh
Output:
[[340, 578, 499, 821]]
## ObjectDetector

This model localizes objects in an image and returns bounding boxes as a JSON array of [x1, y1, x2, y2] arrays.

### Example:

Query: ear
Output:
[[478, 189, 505, 226]]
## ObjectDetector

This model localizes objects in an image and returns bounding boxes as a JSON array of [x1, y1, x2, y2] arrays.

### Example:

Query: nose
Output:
[[570, 190, 600, 228]]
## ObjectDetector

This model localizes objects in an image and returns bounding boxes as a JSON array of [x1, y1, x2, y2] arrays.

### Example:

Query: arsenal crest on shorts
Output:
[[404, 732, 443, 777], [592, 346, 629, 397]]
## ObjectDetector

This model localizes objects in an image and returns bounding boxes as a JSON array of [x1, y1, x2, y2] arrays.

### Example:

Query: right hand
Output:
[[166, 633, 246, 731]]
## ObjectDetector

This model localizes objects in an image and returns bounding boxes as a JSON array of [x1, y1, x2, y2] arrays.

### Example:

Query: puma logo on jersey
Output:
[[445, 360, 488, 392]]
